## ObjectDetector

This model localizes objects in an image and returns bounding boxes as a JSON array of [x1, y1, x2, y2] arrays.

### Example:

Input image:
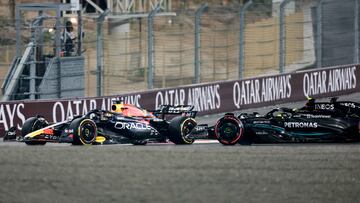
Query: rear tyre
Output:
[[168, 116, 196, 145], [69, 118, 97, 145], [22, 116, 48, 145], [214, 115, 244, 145]]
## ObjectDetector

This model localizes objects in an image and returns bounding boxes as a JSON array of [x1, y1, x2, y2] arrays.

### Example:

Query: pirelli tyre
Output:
[[168, 116, 196, 145], [215, 114, 244, 145], [69, 118, 97, 145], [22, 116, 49, 145]]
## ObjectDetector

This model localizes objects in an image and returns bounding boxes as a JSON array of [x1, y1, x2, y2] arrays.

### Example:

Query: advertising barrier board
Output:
[[0, 64, 358, 136]]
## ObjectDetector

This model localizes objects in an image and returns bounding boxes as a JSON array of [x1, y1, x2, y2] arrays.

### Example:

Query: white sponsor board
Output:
[[303, 66, 357, 98], [233, 75, 292, 109], [155, 84, 221, 112]]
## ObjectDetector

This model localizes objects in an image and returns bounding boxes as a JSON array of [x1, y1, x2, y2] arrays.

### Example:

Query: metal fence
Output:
[[0, 0, 359, 100], [93, 0, 359, 97], [0, 3, 85, 101]]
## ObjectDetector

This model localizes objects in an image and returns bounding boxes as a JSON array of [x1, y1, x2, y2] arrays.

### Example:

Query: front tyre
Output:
[[168, 116, 197, 144], [69, 118, 97, 145], [22, 116, 49, 145], [214, 115, 244, 145]]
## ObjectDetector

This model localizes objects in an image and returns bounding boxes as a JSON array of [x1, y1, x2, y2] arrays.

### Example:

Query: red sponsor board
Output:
[[0, 64, 359, 136]]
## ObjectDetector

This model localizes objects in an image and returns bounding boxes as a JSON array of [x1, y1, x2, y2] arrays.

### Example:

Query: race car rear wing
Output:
[[3, 126, 17, 141], [152, 105, 197, 119]]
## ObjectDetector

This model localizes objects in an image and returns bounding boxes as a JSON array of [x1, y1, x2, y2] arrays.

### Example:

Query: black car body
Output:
[[6, 104, 199, 145], [190, 107, 360, 145], [300, 97, 360, 117]]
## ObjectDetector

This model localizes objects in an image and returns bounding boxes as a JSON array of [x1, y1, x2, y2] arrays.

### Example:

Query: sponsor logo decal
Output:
[[302, 114, 331, 119], [194, 125, 208, 131], [284, 122, 318, 128], [340, 102, 357, 108], [115, 122, 151, 130], [253, 120, 271, 124], [255, 131, 268, 135], [43, 134, 58, 140], [7, 131, 16, 136], [64, 129, 74, 134], [315, 104, 334, 110]]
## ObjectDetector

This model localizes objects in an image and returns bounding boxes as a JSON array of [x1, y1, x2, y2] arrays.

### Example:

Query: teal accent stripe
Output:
[[289, 132, 332, 136], [253, 124, 332, 137], [253, 124, 285, 132]]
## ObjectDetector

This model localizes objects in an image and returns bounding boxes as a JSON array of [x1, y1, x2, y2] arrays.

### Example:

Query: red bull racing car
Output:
[[4, 102, 199, 145]]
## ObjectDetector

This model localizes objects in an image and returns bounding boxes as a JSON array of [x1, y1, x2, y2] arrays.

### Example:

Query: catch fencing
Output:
[[0, 0, 359, 100], [90, 0, 360, 97]]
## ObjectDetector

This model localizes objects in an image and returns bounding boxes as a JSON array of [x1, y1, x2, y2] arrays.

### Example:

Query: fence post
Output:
[[316, 0, 324, 68], [96, 10, 110, 97], [29, 24, 36, 100], [55, 7, 61, 59], [279, 0, 291, 74], [55, 7, 61, 98], [15, 6, 21, 58], [194, 3, 208, 84], [354, 0, 359, 64], [147, 4, 161, 89], [239, 0, 252, 79], [29, 13, 43, 100], [77, 10, 83, 56]]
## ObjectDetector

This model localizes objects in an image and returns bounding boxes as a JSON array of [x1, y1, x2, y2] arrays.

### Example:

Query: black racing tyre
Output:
[[168, 116, 197, 145], [214, 115, 244, 145], [22, 116, 49, 145], [69, 118, 97, 145]]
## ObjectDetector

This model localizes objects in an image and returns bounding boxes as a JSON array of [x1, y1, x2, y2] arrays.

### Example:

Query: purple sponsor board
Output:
[[0, 64, 358, 136]]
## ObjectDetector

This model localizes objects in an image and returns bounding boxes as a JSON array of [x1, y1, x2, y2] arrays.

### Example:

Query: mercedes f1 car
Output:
[[189, 99, 360, 145], [5, 103, 200, 145]]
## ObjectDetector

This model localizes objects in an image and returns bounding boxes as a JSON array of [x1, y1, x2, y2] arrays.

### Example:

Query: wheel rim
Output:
[[80, 122, 96, 142], [32, 119, 48, 132], [215, 117, 242, 144], [182, 119, 196, 143], [219, 123, 238, 140]]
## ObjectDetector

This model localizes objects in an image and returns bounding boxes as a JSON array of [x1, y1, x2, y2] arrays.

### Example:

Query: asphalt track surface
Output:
[[1, 93, 360, 203]]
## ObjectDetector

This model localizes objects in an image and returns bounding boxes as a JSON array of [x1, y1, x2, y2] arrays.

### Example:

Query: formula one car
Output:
[[6, 103, 199, 146], [189, 107, 360, 145]]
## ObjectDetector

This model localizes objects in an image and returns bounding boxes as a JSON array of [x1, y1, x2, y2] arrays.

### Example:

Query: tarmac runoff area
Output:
[[1, 92, 360, 203]]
